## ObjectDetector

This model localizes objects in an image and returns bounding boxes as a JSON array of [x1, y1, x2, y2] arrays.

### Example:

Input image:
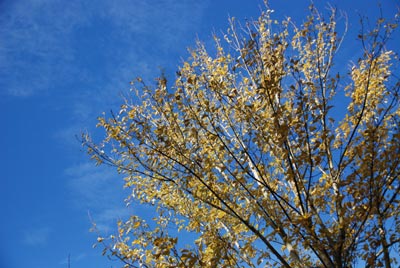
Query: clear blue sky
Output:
[[1, 1, 398, 267]]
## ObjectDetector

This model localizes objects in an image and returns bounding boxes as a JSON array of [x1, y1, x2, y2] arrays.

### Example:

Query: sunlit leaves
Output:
[[84, 4, 400, 268]]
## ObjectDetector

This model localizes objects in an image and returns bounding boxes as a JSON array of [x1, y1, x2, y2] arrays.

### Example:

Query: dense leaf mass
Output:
[[84, 5, 400, 268]]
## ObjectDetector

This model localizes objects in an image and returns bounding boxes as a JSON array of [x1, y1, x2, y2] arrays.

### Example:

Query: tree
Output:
[[83, 4, 400, 268]]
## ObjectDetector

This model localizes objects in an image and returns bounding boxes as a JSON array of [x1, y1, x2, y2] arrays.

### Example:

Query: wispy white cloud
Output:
[[91, 207, 133, 234], [0, 0, 88, 96], [102, 0, 208, 50], [65, 162, 133, 233], [0, 0, 208, 97], [22, 227, 52, 246], [65, 162, 123, 207]]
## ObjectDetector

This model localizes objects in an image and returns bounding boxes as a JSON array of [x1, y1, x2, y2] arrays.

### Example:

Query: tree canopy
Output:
[[84, 4, 400, 268]]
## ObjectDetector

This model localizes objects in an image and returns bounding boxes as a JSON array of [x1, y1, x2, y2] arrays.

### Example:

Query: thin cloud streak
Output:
[[22, 227, 52, 246], [103, 0, 208, 49], [65, 162, 133, 233], [65, 162, 124, 208]]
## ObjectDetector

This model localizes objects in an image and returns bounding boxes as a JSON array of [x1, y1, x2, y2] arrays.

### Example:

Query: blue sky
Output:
[[1, 1, 398, 268]]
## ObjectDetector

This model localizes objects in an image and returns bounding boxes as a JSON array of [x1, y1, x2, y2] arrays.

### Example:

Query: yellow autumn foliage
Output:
[[84, 4, 399, 268]]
